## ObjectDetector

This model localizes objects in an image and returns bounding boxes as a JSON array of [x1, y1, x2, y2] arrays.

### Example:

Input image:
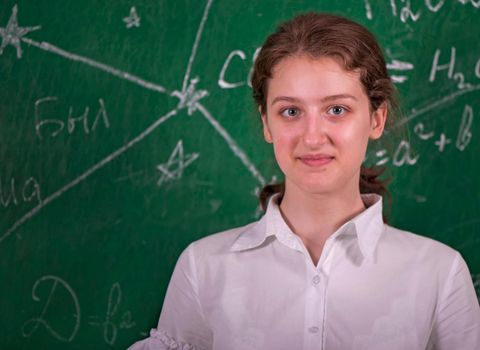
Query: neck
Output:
[[279, 181, 366, 244]]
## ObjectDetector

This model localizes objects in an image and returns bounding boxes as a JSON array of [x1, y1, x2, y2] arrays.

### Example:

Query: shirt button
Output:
[[312, 275, 320, 284], [308, 326, 319, 334]]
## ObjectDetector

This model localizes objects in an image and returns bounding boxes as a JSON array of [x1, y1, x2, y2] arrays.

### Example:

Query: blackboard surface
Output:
[[1, 0, 479, 348]]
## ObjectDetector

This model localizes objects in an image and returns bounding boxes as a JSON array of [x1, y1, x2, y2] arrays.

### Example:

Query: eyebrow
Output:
[[271, 94, 358, 106]]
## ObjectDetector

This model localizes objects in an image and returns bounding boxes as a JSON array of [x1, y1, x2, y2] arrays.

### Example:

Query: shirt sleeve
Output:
[[128, 244, 212, 350], [428, 251, 480, 350]]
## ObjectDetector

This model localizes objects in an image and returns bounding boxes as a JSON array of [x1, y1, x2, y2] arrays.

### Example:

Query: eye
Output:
[[327, 105, 347, 116], [280, 107, 300, 118]]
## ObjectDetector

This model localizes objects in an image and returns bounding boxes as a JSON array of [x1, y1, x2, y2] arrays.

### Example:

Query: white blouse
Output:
[[129, 194, 480, 350]]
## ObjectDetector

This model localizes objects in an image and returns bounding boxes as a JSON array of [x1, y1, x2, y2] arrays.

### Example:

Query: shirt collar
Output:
[[231, 193, 385, 261]]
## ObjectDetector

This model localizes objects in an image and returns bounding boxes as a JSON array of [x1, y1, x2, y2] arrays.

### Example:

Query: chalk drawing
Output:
[[394, 84, 480, 128], [0, 108, 178, 244], [22, 275, 80, 342], [196, 103, 266, 186], [88, 282, 135, 345], [1, 0, 267, 243], [434, 133, 451, 152], [181, 0, 213, 94], [171, 77, 209, 115], [0, 4, 41, 59], [157, 140, 199, 187], [123, 6, 140, 28], [21, 38, 167, 94]]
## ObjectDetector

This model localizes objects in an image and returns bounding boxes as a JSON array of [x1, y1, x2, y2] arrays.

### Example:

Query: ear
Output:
[[259, 107, 273, 143], [369, 103, 387, 140]]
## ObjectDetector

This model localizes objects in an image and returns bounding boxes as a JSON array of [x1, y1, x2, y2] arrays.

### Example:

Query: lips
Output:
[[298, 154, 334, 167]]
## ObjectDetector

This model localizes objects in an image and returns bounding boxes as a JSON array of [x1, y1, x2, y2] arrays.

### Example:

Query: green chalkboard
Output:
[[1, 0, 479, 348]]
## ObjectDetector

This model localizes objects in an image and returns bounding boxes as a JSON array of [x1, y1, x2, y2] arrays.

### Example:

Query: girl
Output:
[[130, 12, 480, 350]]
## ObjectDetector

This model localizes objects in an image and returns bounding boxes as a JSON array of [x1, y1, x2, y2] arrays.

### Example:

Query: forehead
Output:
[[268, 55, 366, 101]]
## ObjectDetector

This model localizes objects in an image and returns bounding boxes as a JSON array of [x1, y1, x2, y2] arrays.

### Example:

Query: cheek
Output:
[[334, 123, 371, 158], [270, 130, 297, 164]]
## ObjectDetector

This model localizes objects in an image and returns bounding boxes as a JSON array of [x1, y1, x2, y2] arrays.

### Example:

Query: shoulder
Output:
[[380, 224, 460, 267], [185, 219, 261, 258]]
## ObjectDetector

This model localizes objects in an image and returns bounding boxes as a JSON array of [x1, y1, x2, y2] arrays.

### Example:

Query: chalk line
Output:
[[196, 103, 266, 186], [21, 37, 167, 94], [394, 84, 480, 128], [181, 0, 213, 93], [0, 108, 178, 244]]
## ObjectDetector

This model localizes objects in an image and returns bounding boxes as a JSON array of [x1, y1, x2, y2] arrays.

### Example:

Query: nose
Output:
[[302, 114, 328, 148]]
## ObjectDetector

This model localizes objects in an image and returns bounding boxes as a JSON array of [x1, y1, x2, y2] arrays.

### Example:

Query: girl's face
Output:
[[261, 55, 386, 197]]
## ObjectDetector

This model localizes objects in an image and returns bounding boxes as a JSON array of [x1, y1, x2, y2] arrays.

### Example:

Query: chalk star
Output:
[[123, 6, 140, 29], [0, 4, 41, 59], [157, 140, 199, 187], [171, 77, 208, 115]]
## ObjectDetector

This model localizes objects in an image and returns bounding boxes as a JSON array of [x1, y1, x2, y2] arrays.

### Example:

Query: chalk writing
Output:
[[429, 47, 456, 82], [393, 140, 419, 166], [371, 141, 420, 168], [157, 140, 199, 187], [22, 275, 80, 342], [219, 50, 247, 89], [456, 104, 473, 151], [425, 0, 446, 12], [218, 47, 261, 89], [363, 0, 373, 20], [414, 123, 435, 140], [0, 4, 41, 59], [0, 175, 41, 209], [429, 47, 476, 90], [387, 58, 414, 84], [370, 0, 480, 21], [88, 283, 135, 345], [374, 149, 389, 166], [399, 0, 421, 22], [123, 6, 140, 28], [34, 97, 110, 140], [434, 133, 451, 152], [376, 103, 475, 166]]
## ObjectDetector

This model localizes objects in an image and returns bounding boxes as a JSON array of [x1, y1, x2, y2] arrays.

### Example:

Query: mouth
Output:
[[297, 154, 334, 167]]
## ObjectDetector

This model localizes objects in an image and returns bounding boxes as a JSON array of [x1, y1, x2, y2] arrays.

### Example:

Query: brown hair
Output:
[[251, 12, 397, 209]]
